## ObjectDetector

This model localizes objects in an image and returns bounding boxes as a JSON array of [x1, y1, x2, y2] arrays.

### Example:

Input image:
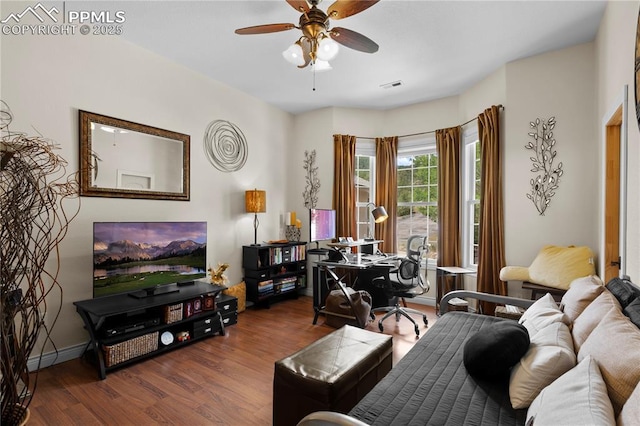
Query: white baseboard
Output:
[[409, 295, 436, 307], [28, 342, 87, 372]]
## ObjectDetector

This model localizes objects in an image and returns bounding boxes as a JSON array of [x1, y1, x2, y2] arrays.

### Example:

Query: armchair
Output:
[[371, 235, 430, 336], [500, 244, 596, 300]]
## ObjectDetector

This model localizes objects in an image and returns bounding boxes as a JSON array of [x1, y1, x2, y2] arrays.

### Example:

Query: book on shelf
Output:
[[267, 244, 306, 265], [258, 279, 274, 293], [279, 283, 296, 292]]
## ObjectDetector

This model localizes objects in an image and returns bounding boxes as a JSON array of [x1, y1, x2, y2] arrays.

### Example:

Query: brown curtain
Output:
[[375, 137, 398, 253], [332, 134, 357, 239], [477, 105, 506, 315], [436, 126, 462, 305]]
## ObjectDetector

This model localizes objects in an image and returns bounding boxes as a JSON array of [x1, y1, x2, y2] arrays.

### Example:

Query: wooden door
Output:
[[604, 106, 623, 283]]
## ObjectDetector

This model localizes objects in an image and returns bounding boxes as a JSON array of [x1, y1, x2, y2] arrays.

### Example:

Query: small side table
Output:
[[436, 266, 473, 314]]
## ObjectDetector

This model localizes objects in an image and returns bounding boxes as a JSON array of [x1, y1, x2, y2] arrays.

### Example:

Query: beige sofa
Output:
[[298, 276, 640, 425], [508, 275, 640, 424]]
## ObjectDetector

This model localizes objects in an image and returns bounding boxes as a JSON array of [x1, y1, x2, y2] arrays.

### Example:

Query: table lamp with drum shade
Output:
[[245, 189, 266, 245], [366, 203, 388, 240]]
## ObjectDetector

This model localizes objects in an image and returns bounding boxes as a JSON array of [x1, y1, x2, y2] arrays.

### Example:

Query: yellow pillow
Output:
[[528, 245, 595, 290]]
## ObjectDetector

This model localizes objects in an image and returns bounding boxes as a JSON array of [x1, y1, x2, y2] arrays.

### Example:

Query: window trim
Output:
[[462, 125, 479, 270], [397, 135, 437, 266], [356, 135, 438, 267], [354, 151, 376, 240]]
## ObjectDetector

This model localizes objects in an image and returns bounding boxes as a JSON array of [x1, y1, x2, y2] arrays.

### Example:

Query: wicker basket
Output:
[[164, 303, 183, 323], [223, 281, 246, 312], [103, 331, 159, 367]]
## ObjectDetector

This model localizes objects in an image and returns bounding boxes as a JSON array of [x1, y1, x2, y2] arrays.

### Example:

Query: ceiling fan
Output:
[[235, 0, 380, 69]]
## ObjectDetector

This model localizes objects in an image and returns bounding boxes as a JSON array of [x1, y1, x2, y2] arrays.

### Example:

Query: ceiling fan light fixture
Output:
[[316, 36, 339, 61], [310, 59, 332, 72], [236, 0, 380, 72], [282, 42, 305, 66]]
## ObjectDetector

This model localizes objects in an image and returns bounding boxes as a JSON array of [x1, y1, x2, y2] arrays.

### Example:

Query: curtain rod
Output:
[[353, 104, 504, 141]]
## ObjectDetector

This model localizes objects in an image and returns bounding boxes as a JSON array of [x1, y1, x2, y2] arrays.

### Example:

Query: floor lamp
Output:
[[245, 189, 266, 246]]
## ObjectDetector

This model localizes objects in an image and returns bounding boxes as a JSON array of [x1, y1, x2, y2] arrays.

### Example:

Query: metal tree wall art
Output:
[[303, 150, 320, 209], [525, 116, 563, 215], [0, 102, 80, 425]]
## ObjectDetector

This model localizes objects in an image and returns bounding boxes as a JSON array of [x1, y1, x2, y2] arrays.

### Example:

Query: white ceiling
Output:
[[107, 0, 607, 114]]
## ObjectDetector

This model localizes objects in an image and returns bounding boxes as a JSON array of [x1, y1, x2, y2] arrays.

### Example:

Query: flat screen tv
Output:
[[93, 221, 207, 298], [309, 209, 336, 245]]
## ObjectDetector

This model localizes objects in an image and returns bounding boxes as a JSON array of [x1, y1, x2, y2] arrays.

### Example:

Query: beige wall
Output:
[[503, 42, 598, 264]]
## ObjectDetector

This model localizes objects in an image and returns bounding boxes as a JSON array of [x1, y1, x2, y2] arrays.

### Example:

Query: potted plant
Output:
[[0, 103, 79, 425]]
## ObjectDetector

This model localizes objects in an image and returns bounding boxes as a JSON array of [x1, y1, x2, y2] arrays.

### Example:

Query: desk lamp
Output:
[[245, 189, 266, 245], [366, 203, 388, 240]]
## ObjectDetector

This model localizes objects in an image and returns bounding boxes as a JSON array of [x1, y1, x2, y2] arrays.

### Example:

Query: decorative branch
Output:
[[525, 116, 563, 215], [1, 101, 80, 425], [302, 150, 320, 209]]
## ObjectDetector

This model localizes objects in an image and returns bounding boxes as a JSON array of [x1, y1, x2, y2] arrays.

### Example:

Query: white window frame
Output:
[[355, 139, 376, 240], [462, 125, 480, 270], [396, 135, 437, 267], [356, 136, 438, 267]]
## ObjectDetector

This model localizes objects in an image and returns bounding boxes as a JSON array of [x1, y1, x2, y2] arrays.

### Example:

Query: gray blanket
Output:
[[349, 312, 527, 426]]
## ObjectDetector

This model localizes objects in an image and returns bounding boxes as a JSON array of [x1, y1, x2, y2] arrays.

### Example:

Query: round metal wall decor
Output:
[[203, 119, 248, 172]]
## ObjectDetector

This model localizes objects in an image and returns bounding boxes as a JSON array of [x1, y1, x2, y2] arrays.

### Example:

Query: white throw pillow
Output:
[[578, 308, 640, 415], [571, 290, 621, 352], [526, 355, 615, 426], [559, 275, 604, 323], [518, 293, 569, 338], [509, 322, 576, 409], [618, 381, 640, 426]]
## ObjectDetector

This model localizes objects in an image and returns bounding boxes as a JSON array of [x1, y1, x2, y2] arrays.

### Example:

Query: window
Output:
[[356, 129, 481, 269], [463, 127, 480, 268], [356, 137, 438, 263], [355, 139, 376, 239], [355, 154, 375, 239], [397, 145, 438, 262]]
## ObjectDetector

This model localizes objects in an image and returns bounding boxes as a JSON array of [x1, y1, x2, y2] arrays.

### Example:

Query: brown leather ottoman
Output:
[[273, 325, 393, 426]]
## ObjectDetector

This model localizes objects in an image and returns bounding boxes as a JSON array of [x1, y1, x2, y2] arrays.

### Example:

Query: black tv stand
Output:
[[128, 285, 180, 299], [74, 281, 227, 379]]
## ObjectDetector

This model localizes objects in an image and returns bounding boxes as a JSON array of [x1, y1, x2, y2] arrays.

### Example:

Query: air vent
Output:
[[380, 80, 403, 89]]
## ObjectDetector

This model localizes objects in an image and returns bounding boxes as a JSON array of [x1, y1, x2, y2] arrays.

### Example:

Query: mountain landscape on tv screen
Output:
[[93, 238, 205, 266], [92, 222, 207, 297]]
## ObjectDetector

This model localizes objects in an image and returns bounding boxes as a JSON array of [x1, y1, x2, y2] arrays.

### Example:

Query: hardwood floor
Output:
[[27, 296, 437, 425]]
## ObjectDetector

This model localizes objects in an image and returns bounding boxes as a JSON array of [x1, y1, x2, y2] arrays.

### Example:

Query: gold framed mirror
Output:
[[79, 110, 190, 201]]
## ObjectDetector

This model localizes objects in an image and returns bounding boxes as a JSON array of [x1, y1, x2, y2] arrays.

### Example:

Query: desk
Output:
[[327, 239, 383, 255], [317, 253, 396, 270], [312, 254, 397, 324], [436, 266, 474, 314]]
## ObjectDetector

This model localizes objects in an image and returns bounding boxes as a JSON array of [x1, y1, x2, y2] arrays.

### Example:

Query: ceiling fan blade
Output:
[[330, 27, 379, 53], [235, 23, 296, 35], [327, 0, 379, 20], [286, 0, 310, 13]]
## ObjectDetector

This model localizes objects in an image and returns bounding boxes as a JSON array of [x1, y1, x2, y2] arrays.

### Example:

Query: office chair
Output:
[[372, 235, 430, 336]]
